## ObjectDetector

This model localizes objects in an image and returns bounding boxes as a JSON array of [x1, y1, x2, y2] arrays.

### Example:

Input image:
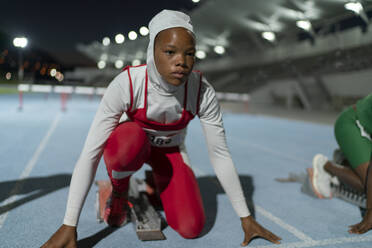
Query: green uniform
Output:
[[357, 94, 372, 135], [334, 94, 372, 168]]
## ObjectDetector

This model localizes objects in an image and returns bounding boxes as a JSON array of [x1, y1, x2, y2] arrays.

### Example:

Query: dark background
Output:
[[0, 0, 198, 67]]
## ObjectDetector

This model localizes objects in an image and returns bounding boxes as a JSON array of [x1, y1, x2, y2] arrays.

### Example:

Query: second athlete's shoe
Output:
[[310, 154, 332, 198]]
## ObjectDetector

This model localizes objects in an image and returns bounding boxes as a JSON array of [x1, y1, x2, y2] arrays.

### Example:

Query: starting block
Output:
[[95, 172, 166, 241], [276, 169, 367, 216], [331, 182, 366, 209], [275, 149, 367, 216], [299, 168, 367, 209]]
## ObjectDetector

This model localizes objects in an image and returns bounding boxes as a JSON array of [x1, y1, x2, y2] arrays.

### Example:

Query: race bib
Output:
[[143, 128, 185, 147]]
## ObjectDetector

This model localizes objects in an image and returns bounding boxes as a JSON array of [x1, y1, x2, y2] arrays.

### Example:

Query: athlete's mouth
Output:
[[171, 71, 187, 79]]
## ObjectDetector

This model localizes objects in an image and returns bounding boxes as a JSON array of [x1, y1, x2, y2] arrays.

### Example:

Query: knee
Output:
[[177, 215, 205, 239], [104, 122, 150, 170]]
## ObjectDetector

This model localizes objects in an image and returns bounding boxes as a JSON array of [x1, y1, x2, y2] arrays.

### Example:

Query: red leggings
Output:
[[103, 122, 206, 238]]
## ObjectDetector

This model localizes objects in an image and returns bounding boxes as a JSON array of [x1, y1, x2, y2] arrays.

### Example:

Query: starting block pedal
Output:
[[95, 180, 113, 222], [95, 175, 166, 241]]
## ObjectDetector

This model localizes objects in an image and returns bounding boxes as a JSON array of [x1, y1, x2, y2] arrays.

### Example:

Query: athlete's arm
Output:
[[198, 79, 281, 245], [63, 72, 130, 226], [349, 163, 372, 234], [41, 71, 131, 248], [198, 79, 249, 217]]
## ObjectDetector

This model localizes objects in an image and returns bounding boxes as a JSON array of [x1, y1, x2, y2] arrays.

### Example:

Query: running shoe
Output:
[[311, 154, 332, 198], [104, 192, 129, 227]]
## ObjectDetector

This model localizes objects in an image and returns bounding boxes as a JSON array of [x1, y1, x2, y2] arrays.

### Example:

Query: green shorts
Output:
[[334, 106, 372, 169]]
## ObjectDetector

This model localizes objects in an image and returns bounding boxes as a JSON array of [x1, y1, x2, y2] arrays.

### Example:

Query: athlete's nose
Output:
[[175, 53, 187, 67]]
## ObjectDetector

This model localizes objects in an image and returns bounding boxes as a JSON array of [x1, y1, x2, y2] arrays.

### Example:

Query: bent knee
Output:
[[177, 217, 205, 239]]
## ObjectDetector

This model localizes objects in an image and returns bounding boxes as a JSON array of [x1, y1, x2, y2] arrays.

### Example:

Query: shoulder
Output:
[[124, 64, 147, 74], [188, 70, 216, 94], [109, 65, 147, 89], [126, 64, 147, 88]]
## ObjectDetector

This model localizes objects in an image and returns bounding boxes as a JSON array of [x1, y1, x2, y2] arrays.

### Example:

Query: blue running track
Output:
[[0, 93, 371, 248]]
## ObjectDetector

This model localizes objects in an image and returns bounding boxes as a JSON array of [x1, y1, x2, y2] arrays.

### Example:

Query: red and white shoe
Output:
[[104, 192, 129, 227]]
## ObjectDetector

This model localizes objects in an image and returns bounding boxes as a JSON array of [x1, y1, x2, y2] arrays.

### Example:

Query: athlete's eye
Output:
[[186, 51, 195, 57], [165, 50, 175, 55]]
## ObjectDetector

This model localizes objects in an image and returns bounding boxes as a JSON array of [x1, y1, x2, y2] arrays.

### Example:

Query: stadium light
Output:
[[132, 59, 141, 66], [214, 45, 225, 55], [128, 31, 138, 40], [139, 26, 149, 36], [296, 20, 312, 31], [115, 60, 124, 69], [262, 31, 276, 42], [102, 37, 110, 46], [13, 36, 28, 81], [5, 72, 12, 80], [196, 50, 206, 59], [115, 34, 125, 44], [50, 68, 57, 77], [344, 1, 369, 24], [97, 60, 106, 69], [344, 2, 363, 14], [13, 37, 28, 48]]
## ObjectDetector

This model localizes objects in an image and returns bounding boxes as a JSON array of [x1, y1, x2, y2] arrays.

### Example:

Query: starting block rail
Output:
[[128, 178, 165, 241], [331, 182, 366, 209]]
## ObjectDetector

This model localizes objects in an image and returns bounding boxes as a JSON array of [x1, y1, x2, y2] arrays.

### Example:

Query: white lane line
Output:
[[0, 113, 62, 228], [256, 205, 314, 242], [192, 162, 314, 242], [249, 235, 372, 248], [230, 137, 311, 165]]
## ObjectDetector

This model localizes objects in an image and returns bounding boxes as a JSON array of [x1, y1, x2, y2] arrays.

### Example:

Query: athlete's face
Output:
[[154, 27, 196, 86]]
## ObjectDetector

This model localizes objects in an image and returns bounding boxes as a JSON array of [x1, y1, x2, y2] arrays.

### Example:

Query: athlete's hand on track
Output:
[[349, 209, 372, 234], [40, 224, 77, 248], [240, 216, 281, 246]]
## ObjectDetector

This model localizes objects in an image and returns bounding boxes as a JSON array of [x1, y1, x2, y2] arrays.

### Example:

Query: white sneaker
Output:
[[330, 176, 340, 186], [312, 154, 332, 198]]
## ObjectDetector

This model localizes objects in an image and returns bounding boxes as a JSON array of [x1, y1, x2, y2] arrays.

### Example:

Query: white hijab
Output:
[[146, 10, 194, 95]]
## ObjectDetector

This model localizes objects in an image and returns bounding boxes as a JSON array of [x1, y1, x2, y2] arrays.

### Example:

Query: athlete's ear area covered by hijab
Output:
[[146, 9, 195, 93]]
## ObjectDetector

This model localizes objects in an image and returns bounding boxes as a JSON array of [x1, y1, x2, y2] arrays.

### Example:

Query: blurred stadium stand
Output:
[[2, 0, 372, 112]]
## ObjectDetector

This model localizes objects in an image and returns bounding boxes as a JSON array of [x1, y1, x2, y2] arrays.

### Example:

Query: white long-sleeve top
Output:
[[63, 65, 250, 226]]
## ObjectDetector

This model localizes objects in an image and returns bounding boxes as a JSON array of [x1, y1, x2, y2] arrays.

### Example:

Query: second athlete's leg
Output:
[[328, 106, 372, 192]]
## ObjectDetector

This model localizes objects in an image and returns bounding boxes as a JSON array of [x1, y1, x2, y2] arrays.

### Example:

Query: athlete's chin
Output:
[[166, 78, 187, 86]]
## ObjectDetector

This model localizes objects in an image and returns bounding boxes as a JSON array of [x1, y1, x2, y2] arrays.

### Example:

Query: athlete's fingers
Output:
[[261, 226, 281, 243], [357, 223, 372, 234], [263, 231, 281, 244], [241, 234, 255, 247], [241, 240, 249, 247], [348, 222, 361, 230], [348, 223, 362, 234], [348, 224, 357, 229], [268, 232, 282, 243]]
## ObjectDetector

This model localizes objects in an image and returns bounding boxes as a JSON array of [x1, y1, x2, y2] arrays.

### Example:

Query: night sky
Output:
[[1, 0, 198, 66]]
